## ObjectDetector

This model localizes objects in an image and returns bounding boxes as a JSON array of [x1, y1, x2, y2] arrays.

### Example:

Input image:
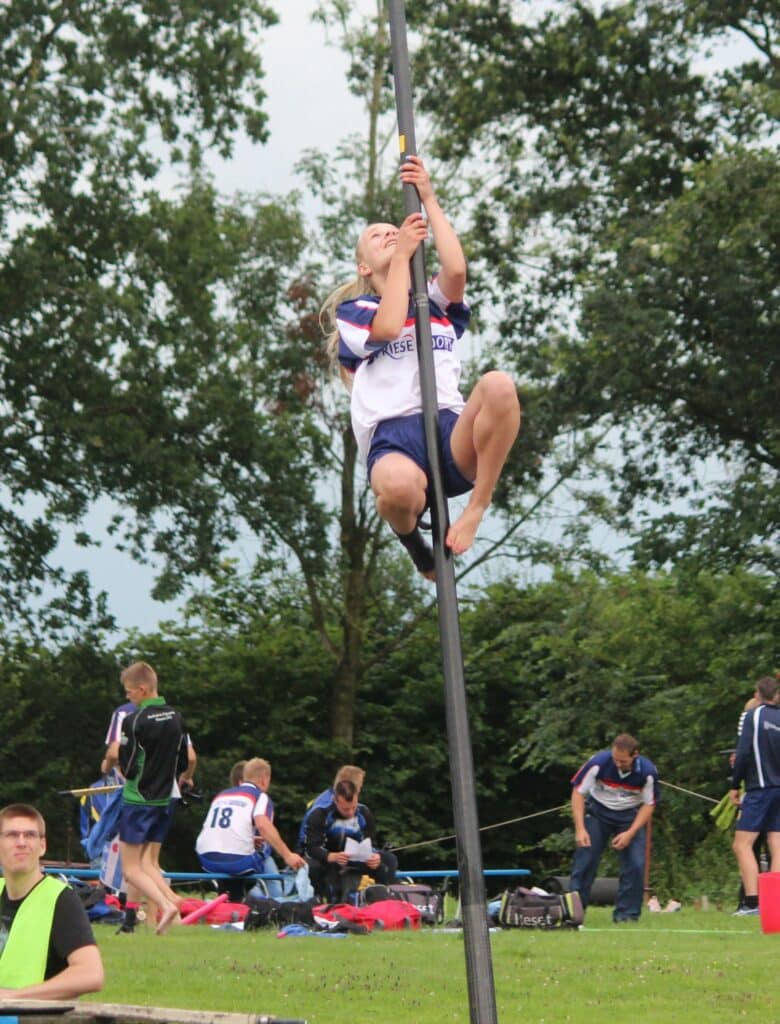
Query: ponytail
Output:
[[320, 237, 376, 391]]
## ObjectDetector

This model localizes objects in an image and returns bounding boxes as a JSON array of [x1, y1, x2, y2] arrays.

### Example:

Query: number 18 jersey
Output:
[[195, 782, 273, 857]]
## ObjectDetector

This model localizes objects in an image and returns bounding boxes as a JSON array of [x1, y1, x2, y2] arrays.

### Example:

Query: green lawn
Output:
[[94, 908, 778, 1024]]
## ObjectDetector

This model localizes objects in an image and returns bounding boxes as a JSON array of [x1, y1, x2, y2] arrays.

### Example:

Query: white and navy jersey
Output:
[[337, 277, 470, 462], [195, 783, 274, 858], [105, 703, 136, 745], [572, 750, 659, 814], [732, 704, 780, 791]]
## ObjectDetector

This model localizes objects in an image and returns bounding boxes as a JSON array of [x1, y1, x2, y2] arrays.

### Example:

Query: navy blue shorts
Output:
[[736, 787, 780, 832], [119, 802, 173, 845], [367, 410, 474, 500], [198, 850, 267, 876]]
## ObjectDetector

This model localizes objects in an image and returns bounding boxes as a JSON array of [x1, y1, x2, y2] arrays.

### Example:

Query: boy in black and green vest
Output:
[[0, 803, 104, 998], [117, 661, 190, 935]]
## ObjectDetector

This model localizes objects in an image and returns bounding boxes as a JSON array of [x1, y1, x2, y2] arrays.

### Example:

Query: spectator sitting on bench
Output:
[[298, 764, 366, 852], [304, 778, 397, 902], [196, 757, 305, 901]]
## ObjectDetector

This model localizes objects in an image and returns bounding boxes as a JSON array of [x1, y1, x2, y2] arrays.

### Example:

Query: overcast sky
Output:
[[204, 3, 367, 197]]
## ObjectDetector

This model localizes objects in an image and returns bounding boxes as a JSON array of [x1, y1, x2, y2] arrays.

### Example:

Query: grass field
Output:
[[92, 907, 779, 1024]]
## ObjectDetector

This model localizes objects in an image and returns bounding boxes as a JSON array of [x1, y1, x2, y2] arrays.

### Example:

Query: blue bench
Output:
[[44, 867, 529, 882]]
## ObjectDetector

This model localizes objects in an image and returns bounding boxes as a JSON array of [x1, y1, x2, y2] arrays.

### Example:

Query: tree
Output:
[[408, 0, 779, 571], [0, 0, 282, 632], [0, 0, 443, 751]]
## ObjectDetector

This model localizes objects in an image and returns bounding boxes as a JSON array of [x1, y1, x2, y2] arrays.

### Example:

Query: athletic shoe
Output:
[[732, 905, 759, 916], [393, 526, 435, 576]]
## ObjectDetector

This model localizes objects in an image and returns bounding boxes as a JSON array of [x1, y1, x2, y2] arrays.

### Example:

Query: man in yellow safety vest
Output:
[[0, 803, 104, 999]]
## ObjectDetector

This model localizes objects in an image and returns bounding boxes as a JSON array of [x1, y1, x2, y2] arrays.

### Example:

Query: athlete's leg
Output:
[[371, 452, 428, 532], [768, 830, 780, 872], [142, 840, 183, 911], [120, 841, 179, 934], [448, 371, 520, 554], [371, 453, 435, 578], [570, 812, 609, 911], [615, 827, 646, 921], [734, 829, 761, 897]]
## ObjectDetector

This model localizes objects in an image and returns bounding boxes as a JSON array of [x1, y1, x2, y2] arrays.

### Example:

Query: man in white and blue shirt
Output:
[[569, 734, 659, 922], [196, 758, 305, 899], [730, 675, 780, 915]]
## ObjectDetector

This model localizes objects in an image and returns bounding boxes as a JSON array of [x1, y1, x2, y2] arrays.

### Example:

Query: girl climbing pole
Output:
[[322, 155, 520, 578]]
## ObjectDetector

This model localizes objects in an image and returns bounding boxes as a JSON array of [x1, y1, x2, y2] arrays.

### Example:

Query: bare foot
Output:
[[446, 504, 486, 554], [155, 903, 180, 935]]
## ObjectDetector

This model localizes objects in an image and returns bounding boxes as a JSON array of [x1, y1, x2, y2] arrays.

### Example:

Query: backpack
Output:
[[498, 887, 583, 929], [67, 877, 109, 910], [244, 897, 282, 931], [276, 898, 317, 927], [363, 883, 445, 925]]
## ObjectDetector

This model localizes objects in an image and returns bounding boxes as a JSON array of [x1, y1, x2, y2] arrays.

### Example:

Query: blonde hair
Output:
[[121, 661, 158, 691], [334, 765, 365, 789], [244, 758, 271, 784], [319, 232, 377, 390]]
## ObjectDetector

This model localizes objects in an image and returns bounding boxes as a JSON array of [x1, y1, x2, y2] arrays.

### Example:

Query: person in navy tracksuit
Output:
[[569, 733, 659, 922], [304, 779, 397, 902], [730, 675, 780, 915]]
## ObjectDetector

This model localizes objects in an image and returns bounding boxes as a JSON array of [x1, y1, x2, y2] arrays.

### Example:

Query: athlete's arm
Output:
[[612, 802, 654, 851], [400, 156, 466, 303], [253, 813, 305, 871], [368, 215, 428, 341], [100, 741, 119, 776], [571, 789, 590, 847]]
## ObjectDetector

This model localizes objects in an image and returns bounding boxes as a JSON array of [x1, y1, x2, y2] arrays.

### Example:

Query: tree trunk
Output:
[[329, 420, 367, 748], [327, 5, 388, 748]]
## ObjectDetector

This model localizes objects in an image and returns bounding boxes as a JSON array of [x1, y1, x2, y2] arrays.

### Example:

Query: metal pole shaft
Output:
[[386, 4, 498, 1022]]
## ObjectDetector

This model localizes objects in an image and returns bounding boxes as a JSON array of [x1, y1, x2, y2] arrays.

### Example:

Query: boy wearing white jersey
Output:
[[196, 758, 304, 898]]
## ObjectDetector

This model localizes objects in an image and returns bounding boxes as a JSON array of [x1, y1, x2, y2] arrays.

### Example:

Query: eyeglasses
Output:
[[0, 830, 42, 841]]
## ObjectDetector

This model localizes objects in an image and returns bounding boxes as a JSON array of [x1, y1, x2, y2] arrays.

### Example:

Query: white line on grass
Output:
[[579, 927, 757, 934]]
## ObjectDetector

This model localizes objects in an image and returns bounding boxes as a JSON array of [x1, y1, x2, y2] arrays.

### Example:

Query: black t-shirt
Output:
[[0, 879, 96, 979], [119, 699, 188, 804]]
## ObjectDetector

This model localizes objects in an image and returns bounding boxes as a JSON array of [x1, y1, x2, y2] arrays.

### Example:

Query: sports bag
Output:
[[498, 887, 583, 929], [313, 900, 421, 932], [363, 883, 444, 925], [244, 895, 318, 930], [243, 896, 283, 930]]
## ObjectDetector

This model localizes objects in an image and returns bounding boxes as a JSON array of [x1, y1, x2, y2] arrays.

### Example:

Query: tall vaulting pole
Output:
[[386, 3, 498, 1021]]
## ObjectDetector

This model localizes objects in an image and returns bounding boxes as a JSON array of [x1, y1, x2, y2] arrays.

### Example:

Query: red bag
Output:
[[314, 900, 421, 932]]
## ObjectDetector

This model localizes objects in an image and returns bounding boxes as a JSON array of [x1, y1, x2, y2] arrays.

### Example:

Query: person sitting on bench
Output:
[[303, 779, 397, 902]]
